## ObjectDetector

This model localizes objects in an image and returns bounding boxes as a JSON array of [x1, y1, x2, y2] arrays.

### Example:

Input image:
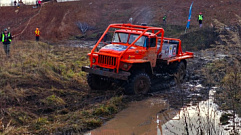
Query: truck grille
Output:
[[98, 55, 117, 66]]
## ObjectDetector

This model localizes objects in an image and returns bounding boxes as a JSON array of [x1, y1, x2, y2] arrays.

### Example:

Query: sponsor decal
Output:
[[169, 45, 173, 57], [173, 46, 176, 55]]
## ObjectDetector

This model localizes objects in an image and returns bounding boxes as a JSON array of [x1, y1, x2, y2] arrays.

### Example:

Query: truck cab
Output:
[[82, 24, 194, 94]]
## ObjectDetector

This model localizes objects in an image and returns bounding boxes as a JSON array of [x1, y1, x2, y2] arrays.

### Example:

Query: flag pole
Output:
[[185, 2, 194, 33]]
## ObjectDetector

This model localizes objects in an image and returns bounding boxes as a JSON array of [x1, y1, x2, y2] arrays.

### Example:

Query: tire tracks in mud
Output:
[[149, 52, 213, 109], [132, 6, 154, 24]]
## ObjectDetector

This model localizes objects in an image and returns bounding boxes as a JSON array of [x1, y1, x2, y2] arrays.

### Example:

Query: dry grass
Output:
[[0, 41, 126, 134], [0, 40, 89, 89]]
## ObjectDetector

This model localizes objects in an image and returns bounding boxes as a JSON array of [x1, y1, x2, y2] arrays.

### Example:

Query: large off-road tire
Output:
[[124, 72, 151, 95], [87, 74, 112, 90], [174, 61, 186, 84]]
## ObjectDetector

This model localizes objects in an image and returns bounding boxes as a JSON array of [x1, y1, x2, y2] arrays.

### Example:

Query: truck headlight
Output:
[[92, 58, 96, 63], [121, 63, 132, 71], [123, 63, 128, 69]]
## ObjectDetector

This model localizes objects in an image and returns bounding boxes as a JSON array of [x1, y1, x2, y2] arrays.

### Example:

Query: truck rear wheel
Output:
[[87, 74, 112, 90], [174, 62, 186, 83], [125, 72, 151, 95]]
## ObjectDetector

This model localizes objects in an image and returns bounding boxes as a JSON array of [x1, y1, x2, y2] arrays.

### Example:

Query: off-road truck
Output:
[[82, 24, 194, 94]]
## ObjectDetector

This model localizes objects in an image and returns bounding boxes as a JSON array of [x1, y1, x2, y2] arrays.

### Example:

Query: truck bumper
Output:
[[82, 66, 130, 80]]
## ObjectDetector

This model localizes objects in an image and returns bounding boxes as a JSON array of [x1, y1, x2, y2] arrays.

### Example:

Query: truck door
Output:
[[146, 38, 157, 67]]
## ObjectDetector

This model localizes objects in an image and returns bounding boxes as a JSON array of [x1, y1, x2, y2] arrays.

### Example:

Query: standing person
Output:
[[35, 27, 40, 41], [129, 17, 133, 24], [38, 0, 41, 7], [1, 29, 12, 57], [17, 2, 20, 8], [198, 12, 203, 28], [163, 15, 167, 24], [36, 0, 38, 7], [14, 0, 17, 6]]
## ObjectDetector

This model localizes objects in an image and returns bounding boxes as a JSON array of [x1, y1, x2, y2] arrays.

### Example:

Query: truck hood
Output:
[[99, 44, 135, 54]]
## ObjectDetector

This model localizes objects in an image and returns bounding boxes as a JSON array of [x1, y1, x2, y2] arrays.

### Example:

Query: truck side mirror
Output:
[[145, 38, 150, 49]]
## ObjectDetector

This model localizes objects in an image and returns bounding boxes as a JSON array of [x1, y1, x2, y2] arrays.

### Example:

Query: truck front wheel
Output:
[[174, 62, 186, 84], [125, 72, 151, 95], [87, 74, 112, 90]]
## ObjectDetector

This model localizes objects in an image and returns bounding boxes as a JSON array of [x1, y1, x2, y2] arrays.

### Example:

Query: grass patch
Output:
[[41, 94, 66, 108], [179, 27, 218, 51], [0, 41, 127, 134], [33, 117, 50, 130], [93, 96, 125, 116]]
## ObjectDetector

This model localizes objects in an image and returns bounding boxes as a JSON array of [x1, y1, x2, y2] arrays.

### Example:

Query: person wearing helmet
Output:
[[198, 12, 203, 28], [35, 27, 40, 41], [1, 28, 12, 57]]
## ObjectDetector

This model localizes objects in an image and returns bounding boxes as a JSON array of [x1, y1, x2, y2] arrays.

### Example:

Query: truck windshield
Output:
[[128, 34, 147, 47], [112, 33, 147, 47], [113, 33, 128, 43]]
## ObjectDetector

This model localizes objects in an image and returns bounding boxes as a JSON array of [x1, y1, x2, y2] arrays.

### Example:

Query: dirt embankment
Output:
[[0, 0, 241, 41]]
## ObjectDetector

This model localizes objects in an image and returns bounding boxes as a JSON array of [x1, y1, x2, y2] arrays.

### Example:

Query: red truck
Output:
[[82, 24, 194, 94]]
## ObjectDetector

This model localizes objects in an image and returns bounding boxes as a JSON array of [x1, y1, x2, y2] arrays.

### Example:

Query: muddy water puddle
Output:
[[85, 83, 238, 135], [58, 40, 96, 48], [85, 98, 176, 135]]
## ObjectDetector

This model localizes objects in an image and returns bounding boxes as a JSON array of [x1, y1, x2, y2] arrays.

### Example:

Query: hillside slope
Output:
[[0, 0, 241, 41]]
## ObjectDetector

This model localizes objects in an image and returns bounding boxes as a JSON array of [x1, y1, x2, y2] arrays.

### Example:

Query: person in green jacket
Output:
[[1, 28, 12, 57], [163, 15, 167, 24], [198, 12, 204, 28]]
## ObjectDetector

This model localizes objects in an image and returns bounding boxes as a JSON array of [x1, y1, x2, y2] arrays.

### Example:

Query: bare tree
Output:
[[222, 61, 241, 134]]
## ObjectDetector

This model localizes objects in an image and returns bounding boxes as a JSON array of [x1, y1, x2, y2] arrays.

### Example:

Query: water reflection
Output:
[[161, 88, 229, 135], [85, 98, 174, 135], [85, 85, 240, 135]]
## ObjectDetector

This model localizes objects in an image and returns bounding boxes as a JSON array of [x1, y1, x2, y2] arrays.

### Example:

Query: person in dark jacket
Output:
[[14, 0, 17, 6], [1, 28, 12, 57]]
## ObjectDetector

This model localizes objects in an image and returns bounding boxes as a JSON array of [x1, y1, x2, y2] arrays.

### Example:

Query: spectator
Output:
[[129, 17, 133, 24], [36, 0, 38, 7], [1, 28, 12, 58], [163, 15, 167, 25], [198, 12, 203, 28], [38, 0, 41, 7], [35, 27, 40, 41], [17, 2, 20, 8], [14, 0, 17, 6]]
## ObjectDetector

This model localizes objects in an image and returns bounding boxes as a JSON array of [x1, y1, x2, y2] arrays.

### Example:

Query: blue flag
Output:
[[186, 2, 194, 29]]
